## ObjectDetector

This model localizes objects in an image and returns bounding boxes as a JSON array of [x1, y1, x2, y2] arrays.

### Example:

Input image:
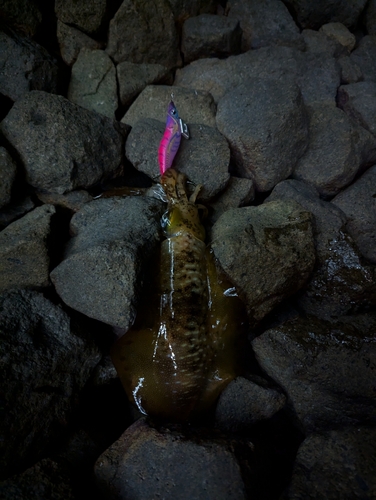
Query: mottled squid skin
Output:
[[111, 169, 244, 420]]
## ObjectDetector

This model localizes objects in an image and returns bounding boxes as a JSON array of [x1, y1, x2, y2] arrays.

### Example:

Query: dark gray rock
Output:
[[167, 0, 217, 24], [338, 55, 363, 84], [0, 30, 59, 102], [0, 0, 42, 38], [121, 84, 216, 127], [226, 0, 302, 51], [56, 20, 103, 67], [117, 62, 171, 107], [301, 29, 345, 57], [0, 459, 75, 500], [338, 81, 376, 136], [0, 196, 35, 230], [216, 78, 308, 192], [252, 314, 376, 433], [364, 0, 376, 36], [293, 104, 376, 197], [0, 91, 125, 194], [215, 376, 286, 432], [50, 196, 164, 329], [94, 418, 247, 500], [126, 119, 230, 201], [0, 205, 55, 293], [350, 35, 376, 82], [319, 22, 356, 52], [285, 427, 376, 500], [0, 147, 16, 209], [181, 14, 242, 63], [106, 0, 180, 69], [208, 176, 255, 224], [36, 190, 93, 212], [285, 0, 368, 29], [211, 200, 315, 324], [332, 165, 376, 264], [55, 0, 107, 36], [67, 48, 118, 118], [266, 179, 376, 319], [0, 289, 101, 477]]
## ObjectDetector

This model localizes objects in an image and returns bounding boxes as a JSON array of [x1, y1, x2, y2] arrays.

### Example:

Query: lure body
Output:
[[111, 169, 245, 420], [158, 101, 188, 175]]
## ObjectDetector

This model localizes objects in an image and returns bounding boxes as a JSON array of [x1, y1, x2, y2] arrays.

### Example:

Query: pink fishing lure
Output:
[[158, 101, 188, 175]]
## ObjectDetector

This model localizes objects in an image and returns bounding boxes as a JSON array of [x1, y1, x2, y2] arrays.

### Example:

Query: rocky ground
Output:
[[1, 1, 376, 499]]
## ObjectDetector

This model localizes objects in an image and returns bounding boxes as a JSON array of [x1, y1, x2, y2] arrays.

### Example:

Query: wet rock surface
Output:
[[1, 3, 376, 499]]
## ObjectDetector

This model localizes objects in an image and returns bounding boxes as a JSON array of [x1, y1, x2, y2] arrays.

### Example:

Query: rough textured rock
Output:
[[285, 0, 368, 29], [285, 427, 376, 499], [181, 14, 242, 63], [301, 28, 345, 57], [67, 48, 118, 118], [208, 176, 255, 224], [55, 0, 107, 36], [364, 0, 376, 36], [293, 104, 376, 197], [0, 289, 101, 477], [36, 190, 93, 212], [332, 166, 376, 264], [266, 179, 376, 319], [252, 314, 376, 433], [117, 62, 171, 107], [215, 376, 286, 432], [167, 0, 217, 24], [319, 22, 356, 51], [56, 20, 103, 66], [0, 29, 59, 102], [211, 200, 315, 323], [0, 91, 125, 194], [126, 119, 230, 201], [338, 81, 376, 136], [0, 0, 42, 37], [50, 196, 164, 330], [94, 418, 247, 500], [338, 55, 363, 84], [216, 78, 308, 192], [0, 205, 55, 293], [106, 0, 180, 69], [350, 35, 376, 82], [0, 459, 75, 500], [226, 0, 302, 51], [122, 84, 216, 127], [0, 196, 35, 230], [0, 147, 17, 209]]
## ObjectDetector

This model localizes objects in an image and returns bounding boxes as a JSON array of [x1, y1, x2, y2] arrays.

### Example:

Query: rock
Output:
[[0, 196, 35, 230], [208, 176, 255, 224], [94, 418, 247, 500], [215, 376, 286, 432], [293, 104, 376, 198], [181, 14, 242, 63], [117, 62, 171, 107], [67, 48, 118, 118], [126, 119, 230, 201], [0, 205, 55, 293], [0, 147, 17, 209], [211, 200, 315, 324], [266, 179, 376, 319], [338, 55, 363, 84], [285, 0, 368, 29], [0, 0, 42, 38], [364, 0, 376, 36], [332, 166, 376, 264], [56, 20, 103, 66], [106, 0, 180, 69], [338, 81, 376, 136], [301, 29, 346, 57], [55, 0, 107, 36], [252, 313, 376, 433], [226, 0, 302, 51], [167, 0, 217, 24], [350, 35, 376, 82], [0, 91, 125, 194], [0, 29, 59, 102], [121, 84, 216, 127], [0, 459, 75, 500], [0, 289, 101, 477], [36, 190, 93, 212], [174, 45, 304, 103], [50, 196, 164, 330], [319, 22, 356, 51], [216, 78, 308, 192], [285, 427, 376, 499]]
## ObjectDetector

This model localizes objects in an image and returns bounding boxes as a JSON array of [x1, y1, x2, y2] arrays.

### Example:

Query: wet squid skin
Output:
[[111, 169, 245, 420]]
